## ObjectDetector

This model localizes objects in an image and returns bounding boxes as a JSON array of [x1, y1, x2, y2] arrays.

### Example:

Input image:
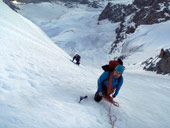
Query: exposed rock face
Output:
[[99, 3, 137, 22], [61, 0, 101, 8], [142, 49, 170, 75], [133, 0, 170, 26], [133, 0, 154, 7], [3, 0, 19, 11], [98, 0, 170, 53], [4, 0, 101, 8], [17, 0, 50, 3], [90, 1, 100, 8], [99, 3, 125, 22], [3, 0, 51, 11]]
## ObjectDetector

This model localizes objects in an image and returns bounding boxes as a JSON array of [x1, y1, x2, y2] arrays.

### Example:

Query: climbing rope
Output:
[[108, 101, 119, 128]]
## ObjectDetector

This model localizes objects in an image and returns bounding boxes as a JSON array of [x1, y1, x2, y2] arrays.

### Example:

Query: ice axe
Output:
[[79, 95, 88, 103]]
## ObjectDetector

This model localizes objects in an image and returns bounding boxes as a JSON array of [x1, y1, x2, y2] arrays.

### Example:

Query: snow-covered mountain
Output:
[[9, 0, 170, 69], [1, 0, 170, 128], [8, 0, 133, 66], [99, 0, 170, 55]]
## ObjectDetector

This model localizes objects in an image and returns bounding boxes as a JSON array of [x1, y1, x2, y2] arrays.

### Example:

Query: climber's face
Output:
[[113, 70, 122, 78]]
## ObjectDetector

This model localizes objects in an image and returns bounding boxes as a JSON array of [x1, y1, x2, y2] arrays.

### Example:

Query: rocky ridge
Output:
[[3, 0, 101, 10], [142, 49, 170, 75], [98, 0, 170, 53]]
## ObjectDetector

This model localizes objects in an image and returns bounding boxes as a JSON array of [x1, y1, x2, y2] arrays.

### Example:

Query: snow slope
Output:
[[1, 1, 170, 128], [0, 1, 107, 128], [122, 21, 170, 67]]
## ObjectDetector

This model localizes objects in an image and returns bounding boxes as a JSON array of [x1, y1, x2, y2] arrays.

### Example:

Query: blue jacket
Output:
[[97, 71, 123, 97]]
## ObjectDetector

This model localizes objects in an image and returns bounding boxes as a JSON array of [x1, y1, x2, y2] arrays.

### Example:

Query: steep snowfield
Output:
[[0, 1, 107, 128], [1, 1, 170, 128]]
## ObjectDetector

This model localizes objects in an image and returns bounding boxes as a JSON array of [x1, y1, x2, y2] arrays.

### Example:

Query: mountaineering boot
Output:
[[94, 91, 102, 102]]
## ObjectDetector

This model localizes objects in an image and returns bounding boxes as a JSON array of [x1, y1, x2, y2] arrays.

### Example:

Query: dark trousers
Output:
[[94, 91, 102, 102], [76, 59, 80, 65], [94, 83, 108, 102]]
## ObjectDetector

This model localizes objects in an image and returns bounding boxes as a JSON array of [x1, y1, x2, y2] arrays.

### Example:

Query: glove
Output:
[[112, 94, 116, 98], [98, 92, 103, 96]]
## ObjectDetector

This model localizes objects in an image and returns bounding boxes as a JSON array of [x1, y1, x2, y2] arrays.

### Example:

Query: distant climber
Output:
[[94, 64, 125, 104], [72, 54, 81, 65]]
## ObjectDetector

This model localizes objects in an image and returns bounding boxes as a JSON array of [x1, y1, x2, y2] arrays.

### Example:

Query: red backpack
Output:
[[109, 60, 119, 71], [102, 60, 119, 72]]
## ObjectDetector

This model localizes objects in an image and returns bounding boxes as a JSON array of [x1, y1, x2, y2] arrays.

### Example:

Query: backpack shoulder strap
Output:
[[102, 72, 122, 96], [118, 76, 122, 83], [110, 75, 122, 93], [107, 72, 114, 95]]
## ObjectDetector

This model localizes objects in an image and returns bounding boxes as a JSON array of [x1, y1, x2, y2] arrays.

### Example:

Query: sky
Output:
[[0, 0, 170, 128]]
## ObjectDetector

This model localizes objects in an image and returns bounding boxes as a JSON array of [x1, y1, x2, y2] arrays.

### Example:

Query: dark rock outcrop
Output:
[[133, 0, 154, 7], [16, 0, 50, 3], [3, 0, 51, 11], [89, 1, 100, 8], [3, 0, 19, 11], [4, 0, 101, 9], [142, 49, 170, 75], [60, 0, 101, 8], [133, 1, 170, 26], [99, 3, 137, 22], [98, 0, 170, 53]]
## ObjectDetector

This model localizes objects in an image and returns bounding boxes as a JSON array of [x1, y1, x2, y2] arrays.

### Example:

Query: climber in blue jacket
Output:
[[94, 65, 125, 102]]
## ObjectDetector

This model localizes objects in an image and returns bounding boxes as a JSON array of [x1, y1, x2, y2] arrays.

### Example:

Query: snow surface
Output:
[[16, 2, 119, 67], [1, 0, 170, 128], [122, 21, 170, 67]]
